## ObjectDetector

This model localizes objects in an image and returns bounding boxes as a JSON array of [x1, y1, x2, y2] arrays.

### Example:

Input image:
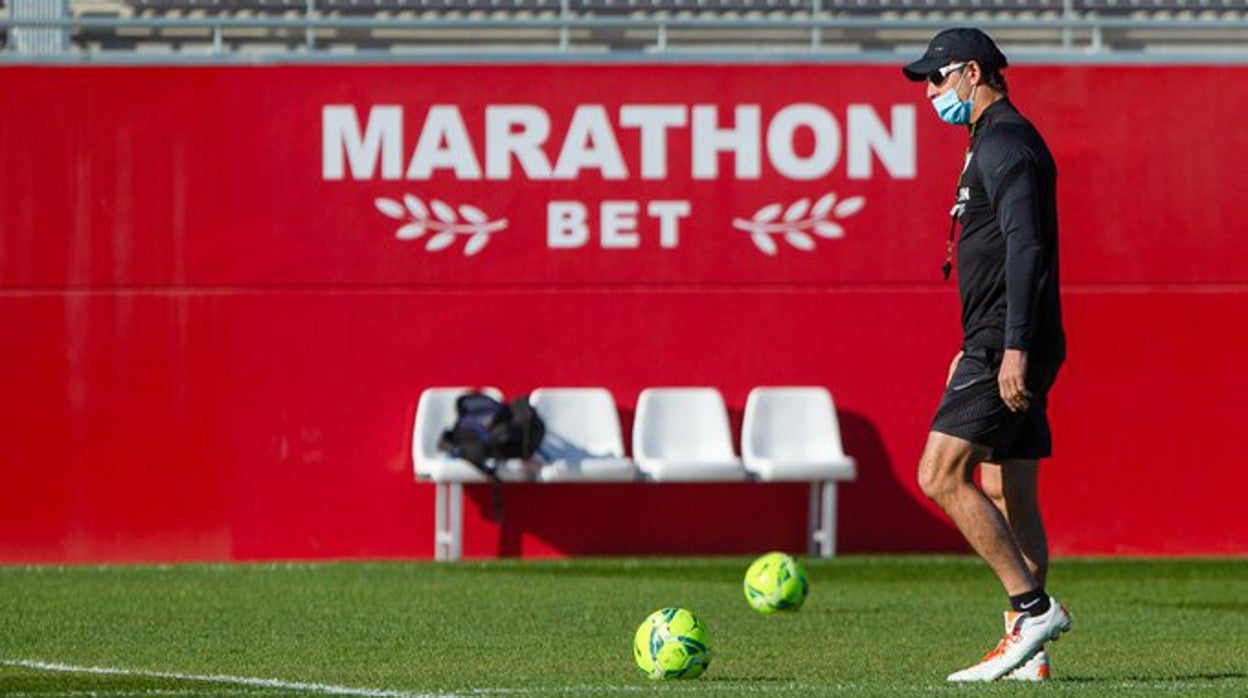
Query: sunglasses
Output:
[[928, 62, 968, 87]]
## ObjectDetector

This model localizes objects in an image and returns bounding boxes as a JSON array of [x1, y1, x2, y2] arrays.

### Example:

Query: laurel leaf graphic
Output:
[[463, 232, 490, 256], [404, 194, 429, 220], [753, 203, 783, 223], [751, 232, 778, 256], [459, 205, 488, 224], [783, 198, 811, 222], [834, 196, 866, 218], [425, 232, 456, 252], [811, 192, 837, 219], [814, 221, 845, 238], [430, 200, 458, 224], [375, 198, 406, 220], [785, 231, 816, 251], [396, 223, 426, 240]]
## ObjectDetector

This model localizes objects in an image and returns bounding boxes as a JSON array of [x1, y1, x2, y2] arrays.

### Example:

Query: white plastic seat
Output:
[[529, 388, 637, 482], [742, 386, 857, 482], [411, 386, 526, 561], [632, 387, 745, 482], [742, 386, 857, 557], [413, 386, 504, 484]]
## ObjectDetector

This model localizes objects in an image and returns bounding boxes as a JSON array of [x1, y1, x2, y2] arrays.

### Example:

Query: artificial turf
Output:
[[2, 556, 1246, 696]]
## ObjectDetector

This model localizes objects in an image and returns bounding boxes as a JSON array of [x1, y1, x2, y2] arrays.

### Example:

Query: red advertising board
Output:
[[1, 64, 1246, 562]]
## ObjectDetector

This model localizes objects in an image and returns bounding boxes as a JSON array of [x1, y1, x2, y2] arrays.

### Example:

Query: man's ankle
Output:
[[1009, 588, 1050, 615]]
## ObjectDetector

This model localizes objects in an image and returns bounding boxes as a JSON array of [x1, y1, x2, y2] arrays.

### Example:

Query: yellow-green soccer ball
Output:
[[743, 552, 809, 614], [632, 607, 711, 679]]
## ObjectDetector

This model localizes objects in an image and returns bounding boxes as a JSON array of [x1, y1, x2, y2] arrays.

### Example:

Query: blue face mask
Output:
[[932, 82, 976, 125]]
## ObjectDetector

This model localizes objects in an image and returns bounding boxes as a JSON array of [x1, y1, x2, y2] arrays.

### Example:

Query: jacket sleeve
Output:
[[979, 135, 1042, 351]]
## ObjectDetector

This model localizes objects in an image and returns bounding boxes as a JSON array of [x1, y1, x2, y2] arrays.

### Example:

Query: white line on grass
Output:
[[10, 662, 1235, 696], [32, 659, 1236, 695], [1, 692, 250, 697], [0, 659, 430, 697], [1, 694, 209, 698], [0, 661, 811, 696]]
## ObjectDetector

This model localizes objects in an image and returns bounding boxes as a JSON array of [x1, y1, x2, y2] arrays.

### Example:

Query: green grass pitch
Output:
[[2, 556, 1246, 696]]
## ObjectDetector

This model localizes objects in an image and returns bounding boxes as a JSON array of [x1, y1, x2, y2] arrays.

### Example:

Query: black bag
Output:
[[436, 392, 545, 519]]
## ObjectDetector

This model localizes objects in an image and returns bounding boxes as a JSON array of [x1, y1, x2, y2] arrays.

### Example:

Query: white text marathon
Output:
[[323, 104, 916, 182]]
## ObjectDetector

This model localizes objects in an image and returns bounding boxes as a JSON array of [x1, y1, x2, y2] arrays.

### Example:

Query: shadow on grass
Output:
[[1155, 600, 1248, 613], [445, 560, 746, 584], [1060, 673, 1248, 683], [0, 671, 258, 696], [705, 676, 799, 683]]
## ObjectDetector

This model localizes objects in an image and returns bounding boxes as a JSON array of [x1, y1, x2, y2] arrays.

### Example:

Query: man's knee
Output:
[[917, 455, 954, 501], [918, 454, 953, 501], [917, 433, 981, 502]]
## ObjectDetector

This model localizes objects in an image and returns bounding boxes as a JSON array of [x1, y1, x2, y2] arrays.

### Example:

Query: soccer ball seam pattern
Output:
[[633, 607, 711, 680]]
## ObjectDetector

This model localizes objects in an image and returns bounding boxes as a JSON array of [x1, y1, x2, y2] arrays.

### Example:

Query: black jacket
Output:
[[954, 99, 1066, 363]]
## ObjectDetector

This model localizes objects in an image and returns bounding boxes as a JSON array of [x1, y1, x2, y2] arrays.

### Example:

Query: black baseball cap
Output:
[[902, 27, 1009, 82]]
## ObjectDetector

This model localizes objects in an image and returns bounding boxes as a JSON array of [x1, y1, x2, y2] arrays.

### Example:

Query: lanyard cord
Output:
[[942, 213, 957, 280], [943, 120, 980, 280]]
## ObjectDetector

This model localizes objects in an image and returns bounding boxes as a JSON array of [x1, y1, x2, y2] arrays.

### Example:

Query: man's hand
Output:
[[946, 351, 964, 388], [998, 348, 1031, 412]]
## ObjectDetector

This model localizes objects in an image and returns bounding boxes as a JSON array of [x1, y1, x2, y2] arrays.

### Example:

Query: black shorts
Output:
[[930, 348, 1062, 461]]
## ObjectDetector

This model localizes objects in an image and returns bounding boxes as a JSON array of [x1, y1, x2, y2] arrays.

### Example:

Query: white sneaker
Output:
[[946, 597, 1071, 682], [1006, 649, 1051, 681]]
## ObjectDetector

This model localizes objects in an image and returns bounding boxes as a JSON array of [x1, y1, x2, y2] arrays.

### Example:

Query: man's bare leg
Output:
[[981, 460, 1049, 586], [917, 431, 1037, 595], [981, 459, 1054, 680]]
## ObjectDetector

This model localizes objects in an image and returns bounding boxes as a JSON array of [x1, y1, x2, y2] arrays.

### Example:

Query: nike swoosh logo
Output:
[[1019, 599, 1040, 610], [949, 376, 990, 392]]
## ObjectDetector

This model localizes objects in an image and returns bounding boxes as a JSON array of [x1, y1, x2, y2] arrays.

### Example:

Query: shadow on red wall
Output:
[[455, 407, 966, 557], [836, 410, 967, 554]]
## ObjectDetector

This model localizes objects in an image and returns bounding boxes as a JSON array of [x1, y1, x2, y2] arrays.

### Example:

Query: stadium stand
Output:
[[3, 0, 1248, 55]]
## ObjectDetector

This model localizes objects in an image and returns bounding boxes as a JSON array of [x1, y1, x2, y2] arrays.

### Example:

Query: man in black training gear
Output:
[[902, 27, 1072, 682]]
